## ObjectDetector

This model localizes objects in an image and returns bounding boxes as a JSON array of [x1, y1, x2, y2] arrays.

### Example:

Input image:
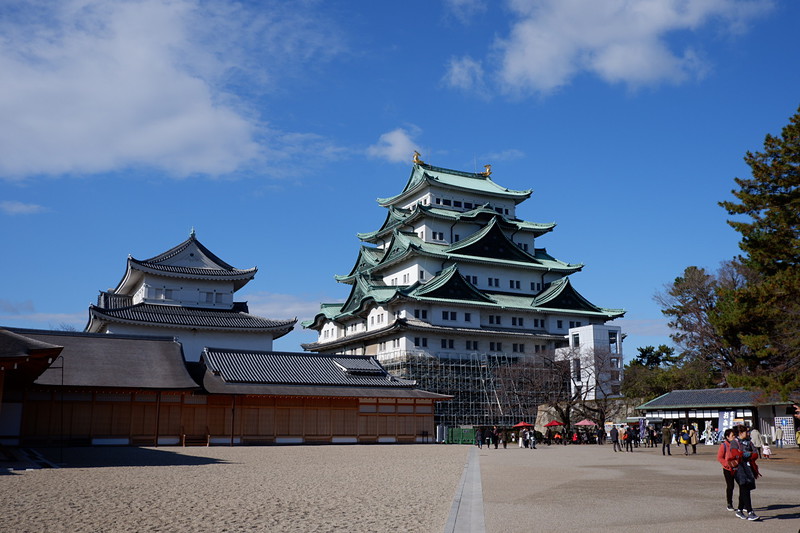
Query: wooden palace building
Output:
[[0, 233, 447, 447]]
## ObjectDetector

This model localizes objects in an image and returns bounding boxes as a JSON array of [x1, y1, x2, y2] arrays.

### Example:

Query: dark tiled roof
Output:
[[132, 234, 257, 279], [202, 348, 415, 388], [202, 375, 450, 399], [89, 303, 296, 333], [637, 388, 789, 409], [6, 328, 198, 390]]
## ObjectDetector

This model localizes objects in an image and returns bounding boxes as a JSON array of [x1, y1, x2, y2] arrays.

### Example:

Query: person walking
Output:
[[795, 428, 800, 449], [610, 426, 620, 452], [661, 424, 673, 456], [717, 428, 737, 512], [774, 425, 784, 448], [750, 426, 763, 458], [624, 426, 635, 452], [689, 425, 698, 454], [726, 425, 761, 521], [475, 427, 483, 449], [680, 425, 691, 455]]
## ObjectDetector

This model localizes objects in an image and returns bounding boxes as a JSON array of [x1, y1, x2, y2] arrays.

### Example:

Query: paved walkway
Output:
[[444, 446, 486, 533], [448, 443, 800, 533]]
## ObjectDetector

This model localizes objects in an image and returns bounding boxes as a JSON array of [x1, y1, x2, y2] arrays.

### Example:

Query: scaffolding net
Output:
[[379, 351, 569, 428]]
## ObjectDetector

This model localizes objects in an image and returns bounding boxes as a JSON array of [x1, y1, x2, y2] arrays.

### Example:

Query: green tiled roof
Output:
[[304, 265, 623, 329], [446, 217, 538, 263], [340, 229, 582, 282], [377, 163, 532, 206], [411, 265, 495, 303], [334, 246, 384, 283], [357, 203, 555, 242]]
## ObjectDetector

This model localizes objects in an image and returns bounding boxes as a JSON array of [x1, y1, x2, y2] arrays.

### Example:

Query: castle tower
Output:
[[86, 231, 296, 360], [302, 159, 624, 426]]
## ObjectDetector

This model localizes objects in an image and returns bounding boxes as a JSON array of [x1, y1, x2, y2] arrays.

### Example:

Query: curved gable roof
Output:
[[411, 264, 495, 303], [377, 163, 532, 207], [535, 277, 624, 318], [446, 217, 539, 263], [118, 232, 257, 293]]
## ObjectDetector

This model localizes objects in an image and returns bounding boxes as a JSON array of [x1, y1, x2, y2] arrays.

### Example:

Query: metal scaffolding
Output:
[[379, 351, 568, 428]]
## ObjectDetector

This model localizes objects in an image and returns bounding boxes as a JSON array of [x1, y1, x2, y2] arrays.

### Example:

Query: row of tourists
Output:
[[474, 427, 537, 449]]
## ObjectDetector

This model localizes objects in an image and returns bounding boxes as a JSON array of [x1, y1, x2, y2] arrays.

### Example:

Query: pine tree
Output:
[[715, 106, 800, 399], [720, 106, 800, 275]]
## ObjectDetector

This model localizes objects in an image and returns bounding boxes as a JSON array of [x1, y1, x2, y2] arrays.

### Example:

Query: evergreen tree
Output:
[[715, 106, 800, 399], [720, 106, 800, 275]]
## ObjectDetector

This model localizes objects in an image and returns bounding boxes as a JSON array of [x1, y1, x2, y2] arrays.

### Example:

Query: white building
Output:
[[302, 157, 625, 426], [85, 230, 296, 360], [554, 323, 624, 401]]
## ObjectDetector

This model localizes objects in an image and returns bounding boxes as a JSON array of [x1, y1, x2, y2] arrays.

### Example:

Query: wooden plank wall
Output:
[[20, 390, 436, 445]]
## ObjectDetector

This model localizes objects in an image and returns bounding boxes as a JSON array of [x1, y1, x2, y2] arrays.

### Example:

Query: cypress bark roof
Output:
[[7, 328, 199, 390]]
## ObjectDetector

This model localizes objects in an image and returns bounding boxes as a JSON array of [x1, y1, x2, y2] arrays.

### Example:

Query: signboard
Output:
[[775, 417, 796, 446]]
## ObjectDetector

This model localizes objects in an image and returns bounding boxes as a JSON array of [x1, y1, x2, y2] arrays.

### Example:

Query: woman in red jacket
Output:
[[725, 425, 762, 521], [716, 428, 737, 512]]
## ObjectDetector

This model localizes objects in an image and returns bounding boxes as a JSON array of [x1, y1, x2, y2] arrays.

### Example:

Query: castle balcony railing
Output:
[[97, 291, 133, 309]]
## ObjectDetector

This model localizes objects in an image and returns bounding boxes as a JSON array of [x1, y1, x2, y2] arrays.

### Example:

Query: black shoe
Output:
[[726, 504, 734, 512]]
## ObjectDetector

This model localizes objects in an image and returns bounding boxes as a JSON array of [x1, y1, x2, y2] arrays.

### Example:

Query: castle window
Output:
[[414, 337, 428, 347], [466, 340, 479, 350], [441, 339, 454, 349], [464, 312, 471, 322], [156, 288, 174, 300], [464, 202, 473, 209], [414, 309, 428, 319], [453, 201, 462, 208], [442, 199, 452, 206]]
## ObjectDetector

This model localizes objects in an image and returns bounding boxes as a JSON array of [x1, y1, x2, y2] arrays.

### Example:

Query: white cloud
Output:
[[608, 318, 671, 337], [444, 0, 487, 24], [244, 292, 329, 323], [0, 201, 47, 215], [0, 0, 345, 181], [366, 127, 422, 164], [474, 0, 773, 96], [443, 56, 487, 94], [482, 149, 525, 161]]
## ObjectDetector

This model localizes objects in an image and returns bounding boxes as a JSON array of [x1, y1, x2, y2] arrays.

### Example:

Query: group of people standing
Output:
[[474, 426, 537, 450], [717, 425, 762, 521]]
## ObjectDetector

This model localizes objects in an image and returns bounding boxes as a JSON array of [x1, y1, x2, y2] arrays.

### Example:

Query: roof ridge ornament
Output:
[[413, 151, 425, 165], [190, 227, 196, 238], [481, 164, 492, 176]]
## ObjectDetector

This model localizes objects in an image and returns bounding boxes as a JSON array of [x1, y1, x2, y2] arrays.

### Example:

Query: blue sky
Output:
[[1, 0, 799, 358]]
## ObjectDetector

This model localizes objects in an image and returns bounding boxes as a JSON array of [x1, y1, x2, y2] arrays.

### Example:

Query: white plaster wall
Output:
[[102, 323, 274, 361], [140, 275, 235, 309]]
